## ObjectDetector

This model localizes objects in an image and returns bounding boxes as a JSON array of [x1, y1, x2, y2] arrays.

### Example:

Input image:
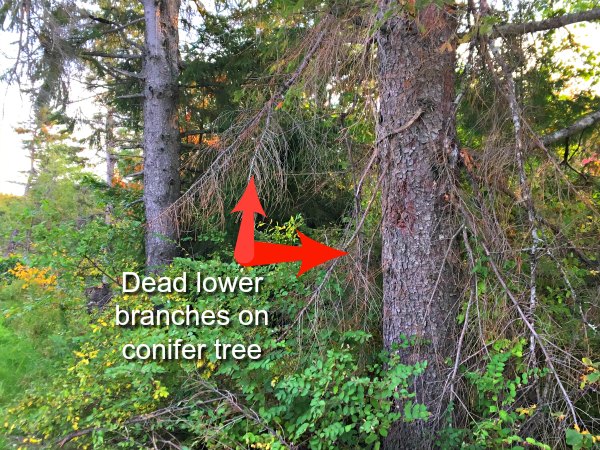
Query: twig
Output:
[[375, 108, 423, 145], [82, 255, 119, 286], [440, 227, 475, 412]]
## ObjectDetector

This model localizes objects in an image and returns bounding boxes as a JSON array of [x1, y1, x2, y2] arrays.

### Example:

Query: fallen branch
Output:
[[57, 406, 186, 447]]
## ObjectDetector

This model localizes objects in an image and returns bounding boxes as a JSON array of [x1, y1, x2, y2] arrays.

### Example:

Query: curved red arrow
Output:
[[232, 177, 347, 276]]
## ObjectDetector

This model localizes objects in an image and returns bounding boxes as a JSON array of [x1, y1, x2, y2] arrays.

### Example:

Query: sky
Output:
[[0, 17, 599, 196], [0, 30, 32, 195], [0, 30, 105, 196]]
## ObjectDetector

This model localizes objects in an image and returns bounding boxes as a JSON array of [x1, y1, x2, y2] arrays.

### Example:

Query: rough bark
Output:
[[142, 0, 181, 271], [377, 3, 458, 449]]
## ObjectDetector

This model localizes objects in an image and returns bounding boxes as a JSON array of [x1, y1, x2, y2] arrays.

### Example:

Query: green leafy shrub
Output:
[[438, 339, 551, 450]]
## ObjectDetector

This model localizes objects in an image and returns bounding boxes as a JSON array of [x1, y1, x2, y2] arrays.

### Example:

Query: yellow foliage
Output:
[[9, 263, 57, 289], [516, 404, 537, 416]]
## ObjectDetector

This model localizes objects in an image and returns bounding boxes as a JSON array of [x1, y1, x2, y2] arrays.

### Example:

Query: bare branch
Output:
[[540, 109, 600, 147], [82, 255, 119, 286], [107, 67, 144, 79], [459, 199, 580, 424], [82, 51, 142, 59], [115, 93, 144, 99], [491, 8, 600, 38]]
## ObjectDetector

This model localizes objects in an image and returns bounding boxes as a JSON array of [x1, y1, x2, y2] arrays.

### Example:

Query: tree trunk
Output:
[[376, 3, 458, 449], [103, 109, 115, 287], [105, 109, 116, 219], [142, 0, 181, 272]]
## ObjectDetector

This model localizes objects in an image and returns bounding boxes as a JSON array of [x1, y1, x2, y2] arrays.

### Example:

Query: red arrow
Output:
[[232, 176, 265, 264], [232, 177, 347, 276]]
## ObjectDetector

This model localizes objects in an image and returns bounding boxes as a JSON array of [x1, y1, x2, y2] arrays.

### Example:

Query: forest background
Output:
[[0, 0, 600, 449]]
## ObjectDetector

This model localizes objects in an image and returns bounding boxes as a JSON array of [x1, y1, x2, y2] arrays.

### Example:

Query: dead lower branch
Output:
[[490, 8, 600, 38]]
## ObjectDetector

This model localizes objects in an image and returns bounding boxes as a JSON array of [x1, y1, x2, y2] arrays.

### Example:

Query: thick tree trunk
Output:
[[142, 0, 181, 271], [377, 3, 458, 449]]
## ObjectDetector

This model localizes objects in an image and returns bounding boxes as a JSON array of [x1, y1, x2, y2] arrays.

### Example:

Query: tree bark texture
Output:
[[142, 0, 181, 271], [377, 3, 458, 448]]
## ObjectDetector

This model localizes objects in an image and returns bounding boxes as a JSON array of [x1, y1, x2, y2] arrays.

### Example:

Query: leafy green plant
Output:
[[438, 339, 551, 450]]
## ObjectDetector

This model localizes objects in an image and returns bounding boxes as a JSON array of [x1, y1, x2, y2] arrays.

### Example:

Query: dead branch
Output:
[[478, 238, 579, 424], [439, 228, 476, 413], [162, 15, 333, 222], [116, 93, 144, 99], [545, 250, 597, 335], [488, 40, 542, 362], [57, 406, 187, 447], [108, 67, 144, 79], [491, 180, 598, 269], [81, 255, 119, 286], [190, 381, 292, 448], [490, 8, 600, 38], [539, 109, 600, 147], [459, 197, 580, 424], [81, 51, 142, 59]]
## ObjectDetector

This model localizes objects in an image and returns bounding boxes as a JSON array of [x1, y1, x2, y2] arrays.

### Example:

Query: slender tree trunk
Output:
[[103, 109, 115, 286], [105, 109, 116, 214], [142, 0, 181, 271], [24, 136, 37, 195], [377, 3, 458, 448]]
